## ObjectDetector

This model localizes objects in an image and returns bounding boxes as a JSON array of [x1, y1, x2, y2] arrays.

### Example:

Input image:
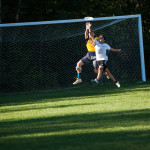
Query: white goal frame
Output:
[[0, 14, 146, 82]]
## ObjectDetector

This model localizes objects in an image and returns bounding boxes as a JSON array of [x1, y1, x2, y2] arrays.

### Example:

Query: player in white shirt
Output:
[[73, 22, 110, 85], [90, 30, 121, 87]]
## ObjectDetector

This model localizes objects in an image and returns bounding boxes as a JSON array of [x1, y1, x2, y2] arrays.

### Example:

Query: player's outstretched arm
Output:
[[110, 48, 121, 52], [85, 22, 90, 39], [89, 31, 95, 41], [88, 22, 92, 33]]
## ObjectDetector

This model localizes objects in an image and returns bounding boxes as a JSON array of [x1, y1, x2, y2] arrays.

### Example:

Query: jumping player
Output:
[[73, 22, 109, 85], [90, 27, 121, 87]]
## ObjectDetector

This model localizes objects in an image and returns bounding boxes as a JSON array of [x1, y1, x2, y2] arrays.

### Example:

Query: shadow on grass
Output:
[[0, 82, 150, 106], [0, 109, 150, 150], [0, 102, 97, 113]]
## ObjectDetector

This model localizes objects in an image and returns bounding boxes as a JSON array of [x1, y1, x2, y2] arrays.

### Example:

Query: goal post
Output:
[[0, 14, 146, 93], [138, 15, 146, 82]]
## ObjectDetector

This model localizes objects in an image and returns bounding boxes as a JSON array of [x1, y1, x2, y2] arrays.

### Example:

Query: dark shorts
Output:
[[81, 53, 97, 69], [97, 60, 107, 71]]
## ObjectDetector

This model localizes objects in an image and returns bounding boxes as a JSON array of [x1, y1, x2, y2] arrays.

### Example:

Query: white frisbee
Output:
[[84, 17, 94, 21]]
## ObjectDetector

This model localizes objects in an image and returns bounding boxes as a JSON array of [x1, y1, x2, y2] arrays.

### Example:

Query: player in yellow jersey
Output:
[[73, 22, 109, 85]]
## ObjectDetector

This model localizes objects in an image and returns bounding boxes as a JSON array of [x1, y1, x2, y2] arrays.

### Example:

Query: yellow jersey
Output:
[[86, 37, 99, 52]]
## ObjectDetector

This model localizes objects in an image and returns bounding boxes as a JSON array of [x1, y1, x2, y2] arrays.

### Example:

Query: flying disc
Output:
[[84, 17, 94, 21]]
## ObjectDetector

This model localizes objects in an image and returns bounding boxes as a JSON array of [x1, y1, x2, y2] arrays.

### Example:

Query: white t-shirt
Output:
[[94, 39, 111, 61]]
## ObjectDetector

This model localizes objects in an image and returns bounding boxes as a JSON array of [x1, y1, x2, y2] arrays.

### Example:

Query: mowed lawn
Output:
[[0, 82, 150, 150]]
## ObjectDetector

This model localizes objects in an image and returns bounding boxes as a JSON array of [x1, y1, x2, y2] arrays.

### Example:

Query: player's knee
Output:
[[76, 61, 83, 71], [99, 65, 104, 70], [76, 62, 82, 71], [76, 66, 82, 71]]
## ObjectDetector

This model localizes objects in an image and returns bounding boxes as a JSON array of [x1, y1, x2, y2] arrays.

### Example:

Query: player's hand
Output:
[[89, 22, 92, 28], [118, 49, 121, 52], [86, 22, 90, 29], [86, 22, 92, 29]]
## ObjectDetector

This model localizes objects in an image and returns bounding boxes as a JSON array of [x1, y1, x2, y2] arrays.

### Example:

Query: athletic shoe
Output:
[[116, 81, 120, 88], [73, 78, 82, 85], [91, 79, 99, 84]]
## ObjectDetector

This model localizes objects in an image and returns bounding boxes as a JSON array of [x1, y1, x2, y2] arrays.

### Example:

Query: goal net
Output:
[[0, 14, 146, 93]]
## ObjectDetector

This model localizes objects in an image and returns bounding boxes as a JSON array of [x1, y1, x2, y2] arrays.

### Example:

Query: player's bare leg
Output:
[[105, 68, 116, 82], [97, 65, 104, 81], [105, 68, 120, 87], [91, 65, 103, 84], [94, 68, 109, 79], [73, 60, 83, 85], [76, 60, 83, 73]]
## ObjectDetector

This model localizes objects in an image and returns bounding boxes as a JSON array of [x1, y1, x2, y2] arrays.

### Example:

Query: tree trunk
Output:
[[16, 0, 21, 22], [0, 0, 1, 23]]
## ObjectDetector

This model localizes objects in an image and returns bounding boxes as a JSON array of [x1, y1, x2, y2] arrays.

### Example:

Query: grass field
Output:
[[0, 82, 150, 150]]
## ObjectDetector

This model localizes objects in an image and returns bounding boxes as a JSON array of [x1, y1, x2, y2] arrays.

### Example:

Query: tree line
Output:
[[1, 0, 149, 45]]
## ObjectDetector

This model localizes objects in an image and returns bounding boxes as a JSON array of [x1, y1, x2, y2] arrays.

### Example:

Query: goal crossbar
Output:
[[0, 14, 143, 27]]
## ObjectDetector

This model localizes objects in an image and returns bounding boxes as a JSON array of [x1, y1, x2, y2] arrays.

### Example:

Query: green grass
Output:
[[0, 82, 150, 150]]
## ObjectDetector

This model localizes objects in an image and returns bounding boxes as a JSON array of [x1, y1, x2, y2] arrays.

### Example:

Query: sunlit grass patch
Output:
[[0, 82, 150, 150]]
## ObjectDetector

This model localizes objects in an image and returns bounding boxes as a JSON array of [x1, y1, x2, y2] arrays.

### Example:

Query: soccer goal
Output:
[[0, 14, 146, 93]]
